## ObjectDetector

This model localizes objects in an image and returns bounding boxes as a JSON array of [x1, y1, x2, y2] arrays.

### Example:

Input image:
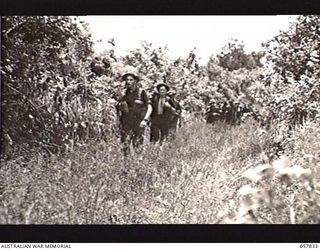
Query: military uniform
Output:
[[149, 92, 181, 142], [116, 87, 149, 155]]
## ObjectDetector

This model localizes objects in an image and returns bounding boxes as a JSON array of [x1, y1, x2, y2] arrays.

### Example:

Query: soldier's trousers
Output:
[[150, 115, 171, 143], [119, 117, 144, 155]]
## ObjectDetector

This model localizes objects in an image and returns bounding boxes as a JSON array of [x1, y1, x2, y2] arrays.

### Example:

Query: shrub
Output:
[[227, 121, 320, 224]]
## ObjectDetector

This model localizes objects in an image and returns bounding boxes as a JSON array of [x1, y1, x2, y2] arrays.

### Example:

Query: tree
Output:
[[216, 39, 263, 72], [1, 16, 94, 155], [262, 15, 320, 127]]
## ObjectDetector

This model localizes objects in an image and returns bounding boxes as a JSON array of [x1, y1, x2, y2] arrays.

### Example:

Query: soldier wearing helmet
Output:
[[116, 71, 152, 155]]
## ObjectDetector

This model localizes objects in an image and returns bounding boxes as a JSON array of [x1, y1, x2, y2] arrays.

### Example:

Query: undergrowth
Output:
[[0, 119, 319, 224]]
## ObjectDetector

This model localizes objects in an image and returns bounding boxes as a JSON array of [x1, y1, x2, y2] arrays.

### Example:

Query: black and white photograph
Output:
[[1, 15, 320, 227]]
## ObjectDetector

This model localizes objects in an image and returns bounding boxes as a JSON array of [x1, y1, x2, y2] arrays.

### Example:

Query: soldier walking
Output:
[[142, 82, 181, 143], [116, 71, 151, 155]]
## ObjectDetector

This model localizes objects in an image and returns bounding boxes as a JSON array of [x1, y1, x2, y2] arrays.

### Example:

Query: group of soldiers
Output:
[[205, 99, 261, 125], [115, 70, 261, 155], [116, 71, 181, 155]]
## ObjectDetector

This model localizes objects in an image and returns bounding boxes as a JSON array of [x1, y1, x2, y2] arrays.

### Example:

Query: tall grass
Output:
[[0, 118, 319, 224]]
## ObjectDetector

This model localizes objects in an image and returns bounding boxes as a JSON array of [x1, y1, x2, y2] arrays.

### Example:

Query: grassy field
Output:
[[1, 118, 319, 224]]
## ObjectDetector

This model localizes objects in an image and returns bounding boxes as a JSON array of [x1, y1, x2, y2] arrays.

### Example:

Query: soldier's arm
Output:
[[144, 91, 154, 121], [139, 91, 153, 128], [174, 101, 182, 112], [115, 99, 122, 113], [115, 91, 128, 115], [167, 98, 181, 113], [143, 104, 153, 121]]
